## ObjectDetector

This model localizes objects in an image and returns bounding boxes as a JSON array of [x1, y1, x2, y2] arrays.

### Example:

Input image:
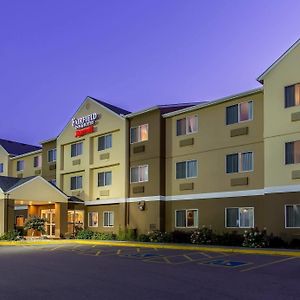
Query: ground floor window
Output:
[[88, 212, 98, 227], [67, 210, 84, 233], [175, 209, 198, 228], [15, 216, 25, 227], [285, 204, 300, 228], [225, 207, 254, 228], [103, 211, 114, 227]]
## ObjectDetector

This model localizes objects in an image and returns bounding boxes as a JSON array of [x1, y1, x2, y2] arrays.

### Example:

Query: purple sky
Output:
[[1, 1, 300, 145]]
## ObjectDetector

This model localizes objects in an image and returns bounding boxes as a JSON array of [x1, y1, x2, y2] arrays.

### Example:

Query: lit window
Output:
[[285, 141, 300, 164], [98, 171, 112, 186], [0, 163, 4, 173], [176, 115, 198, 136], [226, 152, 253, 173], [130, 165, 148, 183], [285, 84, 300, 108], [226, 101, 253, 125], [88, 212, 98, 227], [103, 211, 114, 227], [226, 207, 254, 228], [48, 149, 56, 163], [70, 176, 82, 190], [98, 134, 112, 151], [16, 216, 25, 227], [71, 142, 83, 157], [33, 156, 41, 168], [16, 160, 24, 172], [176, 160, 197, 179], [286, 205, 300, 228], [130, 124, 148, 143], [175, 209, 198, 228], [67, 210, 84, 233]]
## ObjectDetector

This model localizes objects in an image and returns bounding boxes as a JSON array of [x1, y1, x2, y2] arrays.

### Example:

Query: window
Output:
[[285, 141, 300, 164], [67, 210, 84, 233], [0, 163, 3, 173], [33, 156, 41, 168], [176, 160, 197, 179], [103, 211, 114, 227], [175, 209, 198, 228], [225, 207, 254, 228], [226, 101, 253, 125], [71, 142, 83, 157], [15, 216, 25, 227], [130, 165, 148, 183], [98, 134, 112, 151], [88, 212, 98, 227], [176, 115, 198, 136], [70, 176, 82, 190], [226, 152, 253, 173], [285, 205, 300, 228], [285, 84, 300, 108], [48, 148, 56, 163], [16, 160, 24, 172], [98, 171, 112, 186], [130, 124, 148, 144]]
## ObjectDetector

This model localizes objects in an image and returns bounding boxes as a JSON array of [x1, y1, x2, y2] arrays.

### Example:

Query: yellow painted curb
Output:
[[0, 239, 299, 257]]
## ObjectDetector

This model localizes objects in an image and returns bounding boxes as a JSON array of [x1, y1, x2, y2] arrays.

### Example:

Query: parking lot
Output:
[[0, 243, 299, 299]]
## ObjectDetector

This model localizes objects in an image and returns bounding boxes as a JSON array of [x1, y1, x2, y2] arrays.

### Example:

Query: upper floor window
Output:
[[70, 176, 82, 190], [98, 134, 112, 151], [16, 160, 24, 172], [98, 171, 112, 187], [33, 156, 42, 168], [130, 165, 148, 183], [130, 124, 148, 144], [285, 141, 300, 164], [176, 160, 197, 179], [0, 163, 3, 173], [285, 84, 300, 108], [226, 207, 254, 228], [226, 101, 253, 125], [176, 115, 198, 136], [48, 148, 56, 163], [71, 142, 83, 157], [226, 152, 253, 173], [285, 204, 300, 228]]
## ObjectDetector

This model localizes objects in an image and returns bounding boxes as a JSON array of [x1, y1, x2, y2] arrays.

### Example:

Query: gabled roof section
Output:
[[0, 176, 36, 193], [257, 38, 300, 83], [88, 97, 131, 116], [0, 138, 41, 156]]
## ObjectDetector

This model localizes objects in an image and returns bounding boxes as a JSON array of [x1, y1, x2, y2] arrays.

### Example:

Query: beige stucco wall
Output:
[[41, 140, 57, 182], [0, 146, 10, 176]]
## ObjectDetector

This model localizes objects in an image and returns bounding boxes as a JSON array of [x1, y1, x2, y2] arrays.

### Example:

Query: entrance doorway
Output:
[[41, 209, 56, 237]]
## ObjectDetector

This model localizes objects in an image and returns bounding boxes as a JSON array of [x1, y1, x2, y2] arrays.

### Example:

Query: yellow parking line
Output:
[[240, 256, 297, 272]]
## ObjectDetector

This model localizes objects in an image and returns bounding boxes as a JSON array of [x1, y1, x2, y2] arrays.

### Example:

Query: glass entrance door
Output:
[[41, 209, 56, 237]]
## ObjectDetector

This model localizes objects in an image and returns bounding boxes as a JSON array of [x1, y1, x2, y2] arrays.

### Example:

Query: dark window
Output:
[[285, 141, 300, 164], [71, 142, 83, 157], [226, 154, 239, 173], [98, 171, 112, 186], [226, 105, 238, 125], [98, 134, 112, 151], [70, 176, 82, 190], [0, 163, 3, 173]]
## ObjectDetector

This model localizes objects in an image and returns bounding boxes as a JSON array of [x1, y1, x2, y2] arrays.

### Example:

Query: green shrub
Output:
[[117, 228, 137, 241], [171, 231, 191, 244], [289, 239, 300, 249], [190, 226, 214, 245], [76, 229, 94, 239], [24, 216, 46, 236], [137, 234, 150, 242], [268, 234, 287, 248], [0, 230, 21, 241], [148, 230, 172, 243], [215, 231, 243, 246], [93, 232, 116, 240], [242, 228, 268, 248]]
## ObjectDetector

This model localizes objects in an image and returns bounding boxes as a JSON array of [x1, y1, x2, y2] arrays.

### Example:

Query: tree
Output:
[[24, 216, 46, 237]]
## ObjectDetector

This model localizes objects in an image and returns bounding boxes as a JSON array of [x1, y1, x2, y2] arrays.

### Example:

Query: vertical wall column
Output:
[[55, 202, 68, 238]]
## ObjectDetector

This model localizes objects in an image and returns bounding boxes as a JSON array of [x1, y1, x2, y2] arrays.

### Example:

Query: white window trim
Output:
[[130, 165, 149, 183], [285, 204, 300, 229], [225, 152, 254, 174], [103, 211, 114, 227], [48, 148, 57, 163], [130, 124, 149, 144], [176, 115, 198, 136], [174, 209, 199, 229], [98, 134, 112, 151], [226, 100, 253, 126], [98, 171, 112, 187], [88, 212, 98, 227], [224, 207, 254, 229], [71, 142, 83, 157], [70, 176, 83, 190], [175, 160, 198, 180]]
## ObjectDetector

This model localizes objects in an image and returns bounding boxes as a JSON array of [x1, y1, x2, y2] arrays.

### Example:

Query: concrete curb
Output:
[[0, 239, 300, 257]]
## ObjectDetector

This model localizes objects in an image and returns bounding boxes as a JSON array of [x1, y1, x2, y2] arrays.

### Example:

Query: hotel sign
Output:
[[72, 113, 100, 137]]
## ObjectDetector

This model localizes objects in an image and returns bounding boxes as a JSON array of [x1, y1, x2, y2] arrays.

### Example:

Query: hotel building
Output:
[[0, 39, 300, 241]]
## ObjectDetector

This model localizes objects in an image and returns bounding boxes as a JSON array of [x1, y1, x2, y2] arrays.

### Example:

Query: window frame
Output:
[[175, 209, 199, 229], [284, 83, 300, 108], [285, 204, 300, 229], [33, 155, 41, 168], [225, 152, 254, 174], [70, 175, 83, 190], [103, 211, 114, 227], [98, 134, 112, 151], [284, 141, 300, 165], [175, 160, 198, 180], [71, 142, 83, 158], [98, 171, 112, 187], [225, 207, 255, 229], [16, 160, 24, 172], [176, 115, 198, 136], [88, 212, 98, 228], [0, 163, 4, 173], [48, 148, 57, 163], [130, 124, 149, 144], [130, 165, 149, 183], [226, 100, 253, 125]]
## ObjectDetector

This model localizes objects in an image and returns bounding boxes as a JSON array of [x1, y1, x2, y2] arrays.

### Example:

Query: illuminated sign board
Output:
[[72, 113, 100, 137]]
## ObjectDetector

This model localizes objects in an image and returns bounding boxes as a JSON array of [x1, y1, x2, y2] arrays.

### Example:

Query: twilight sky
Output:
[[0, 1, 300, 145]]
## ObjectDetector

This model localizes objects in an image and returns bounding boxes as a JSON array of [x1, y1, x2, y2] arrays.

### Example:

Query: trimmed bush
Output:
[[215, 231, 243, 246], [137, 234, 150, 242], [0, 230, 21, 241], [93, 232, 116, 240], [76, 229, 94, 239], [289, 239, 300, 249], [242, 228, 268, 248], [268, 234, 287, 248], [190, 226, 214, 245], [117, 228, 137, 241], [148, 230, 172, 243], [171, 231, 191, 244]]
